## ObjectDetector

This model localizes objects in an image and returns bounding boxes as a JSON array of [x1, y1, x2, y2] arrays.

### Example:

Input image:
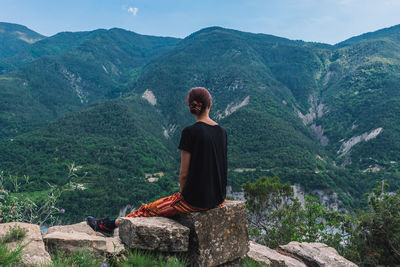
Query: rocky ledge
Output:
[[247, 241, 358, 267], [1, 200, 358, 266], [0, 222, 52, 266], [118, 216, 190, 252], [117, 200, 249, 266], [43, 221, 124, 255]]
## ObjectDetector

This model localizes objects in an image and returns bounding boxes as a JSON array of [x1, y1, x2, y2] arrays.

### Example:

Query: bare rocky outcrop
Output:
[[43, 221, 124, 255], [337, 127, 383, 157], [175, 200, 249, 267], [0, 222, 52, 266], [248, 241, 358, 267], [216, 96, 250, 120], [310, 124, 329, 146], [118, 216, 190, 252], [142, 89, 157, 105], [248, 241, 306, 267], [279, 242, 358, 267]]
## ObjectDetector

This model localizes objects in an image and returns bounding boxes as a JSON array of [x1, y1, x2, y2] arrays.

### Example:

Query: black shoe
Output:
[[86, 216, 115, 237]]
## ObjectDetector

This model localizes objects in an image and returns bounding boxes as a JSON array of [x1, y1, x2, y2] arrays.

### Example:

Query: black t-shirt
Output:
[[178, 121, 228, 208]]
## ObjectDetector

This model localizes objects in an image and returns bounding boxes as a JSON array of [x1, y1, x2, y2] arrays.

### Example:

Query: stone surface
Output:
[[175, 200, 249, 267], [0, 222, 52, 266], [118, 216, 190, 252], [43, 221, 124, 255], [247, 241, 306, 267], [279, 242, 358, 267], [218, 258, 242, 267]]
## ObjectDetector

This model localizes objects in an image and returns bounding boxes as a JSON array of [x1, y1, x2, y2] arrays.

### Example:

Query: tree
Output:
[[243, 176, 302, 248], [348, 180, 400, 266], [243, 176, 347, 250]]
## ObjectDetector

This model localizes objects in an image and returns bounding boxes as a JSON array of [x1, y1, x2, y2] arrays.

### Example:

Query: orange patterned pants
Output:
[[125, 192, 225, 218]]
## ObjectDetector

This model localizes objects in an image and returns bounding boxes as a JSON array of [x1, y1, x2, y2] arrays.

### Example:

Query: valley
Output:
[[1, 22, 400, 221]]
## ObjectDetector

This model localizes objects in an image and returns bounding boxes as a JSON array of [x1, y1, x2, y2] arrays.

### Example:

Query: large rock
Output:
[[247, 241, 306, 267], [279, 242, 358, 267], [175, 200, 249, 267], [0, 222, 52, 266], [118, 217, 190, 252], [43, 221, 124, 255]]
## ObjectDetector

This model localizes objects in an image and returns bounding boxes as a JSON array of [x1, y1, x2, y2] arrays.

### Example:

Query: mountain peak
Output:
[[337, 24, 400, 47], [0, 22, 45, 41], [0, 22, 45, 59]]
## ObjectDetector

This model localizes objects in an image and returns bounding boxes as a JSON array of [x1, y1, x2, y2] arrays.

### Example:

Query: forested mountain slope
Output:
[[1, 23, 400, 221], [0, 30, 101, 73], [317, 25, 400, 171], [129, 27, 342, 190], [0, 22, 44, 60], [0, 95, 178, 222], [0, 27, 180, 138]]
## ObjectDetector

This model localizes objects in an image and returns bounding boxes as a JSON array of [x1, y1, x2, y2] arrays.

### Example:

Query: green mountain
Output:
[[1, 23, 400, 221], [0, 95, 178, 222], [130, 27, 341, 189], [337, 24, 400, 47], [318, 25, 400, 171], [0, 22, 44, 60], [0, 30, 100, 73], [0, 27, 180, 138]]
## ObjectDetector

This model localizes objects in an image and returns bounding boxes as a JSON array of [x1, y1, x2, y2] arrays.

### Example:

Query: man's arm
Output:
[[179, 150, 191, 192]]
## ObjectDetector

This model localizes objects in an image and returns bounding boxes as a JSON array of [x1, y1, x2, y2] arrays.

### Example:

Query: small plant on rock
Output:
[[1, 225, 28, 244]]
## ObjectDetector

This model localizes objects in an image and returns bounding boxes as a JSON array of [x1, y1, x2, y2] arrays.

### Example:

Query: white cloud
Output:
[[128, 7, 138, 16]]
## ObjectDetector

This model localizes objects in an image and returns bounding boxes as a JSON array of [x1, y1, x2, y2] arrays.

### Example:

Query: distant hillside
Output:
[[0, 22, 44, 59], [1, 23, 400, 221], [129, 27, 341, 189], [337, 24, 400, 47], [0, 95, 179, 222], [319, 26, 400, 170], [0, 30, 100, 73], [0, 27, 180, 138]]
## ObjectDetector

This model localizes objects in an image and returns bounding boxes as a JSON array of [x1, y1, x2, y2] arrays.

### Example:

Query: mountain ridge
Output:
[[1, 22, 400, 220], [0, 26, 180, 138], [337, 23, 400, 47], [0, 22, 45, 60]]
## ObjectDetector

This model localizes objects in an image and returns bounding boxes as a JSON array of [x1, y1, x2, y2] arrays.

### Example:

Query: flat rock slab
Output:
[[248, 241, 306, 267], [43, 221, 124, 255], [279, 242, 358, 267], [175, 200, 249, 267], [118, 217, 190, 252], [46, 221, 104, 236], [0, 222, 52, 266]]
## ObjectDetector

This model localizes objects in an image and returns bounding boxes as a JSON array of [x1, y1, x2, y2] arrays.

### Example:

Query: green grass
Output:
[[118, 249, 188, 267], [0, 226, 28, 267], [0, 241, 26, 267], [241, 257, 265, 267], [47, 250, 107, 267], [45, 249, 188, 267], [44, 248, 261, 267]]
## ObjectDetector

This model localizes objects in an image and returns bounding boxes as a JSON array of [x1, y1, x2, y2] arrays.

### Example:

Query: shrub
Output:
[[0, 165, 78, 226]]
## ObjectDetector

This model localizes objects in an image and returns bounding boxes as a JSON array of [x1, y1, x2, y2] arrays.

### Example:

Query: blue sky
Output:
[[1, 0, 400, 44]]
